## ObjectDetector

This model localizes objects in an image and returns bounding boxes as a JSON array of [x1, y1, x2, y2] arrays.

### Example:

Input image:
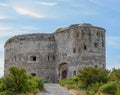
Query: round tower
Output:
[[54, 23, 106, 80]]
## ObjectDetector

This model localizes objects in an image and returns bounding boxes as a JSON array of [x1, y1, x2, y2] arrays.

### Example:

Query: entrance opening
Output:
[[59, 63, 68, 80], [62, 70, 67, 79]]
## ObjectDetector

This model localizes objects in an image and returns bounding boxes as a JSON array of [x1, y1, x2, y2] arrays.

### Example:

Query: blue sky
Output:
[[0, 0, 120, 77]]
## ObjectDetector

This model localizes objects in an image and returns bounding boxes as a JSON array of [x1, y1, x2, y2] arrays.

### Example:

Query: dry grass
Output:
[[70, 89, 86, 95], [70, 89, 111, 95]]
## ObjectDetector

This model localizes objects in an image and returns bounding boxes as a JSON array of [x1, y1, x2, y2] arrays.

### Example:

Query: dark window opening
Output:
[[84, 45, 87, 50], [32, 56, 36, 61], [14, 56, 16, 61], [31, 56, 37, 61], [48, 56, 49, 61], [73, 48, 76, 53], [102, 42, 104, 47], [73, 71, 76, 76], [95, 65, 98, 68], [53, 55, 55, 60], [94, 42, 98, 48], [31, 73, 36, 76]]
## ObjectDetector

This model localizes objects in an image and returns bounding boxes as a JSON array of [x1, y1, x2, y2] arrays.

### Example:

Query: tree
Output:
[[78, 67, 109, 86]]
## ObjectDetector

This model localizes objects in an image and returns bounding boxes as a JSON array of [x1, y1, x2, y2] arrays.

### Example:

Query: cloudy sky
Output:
[[0, 0, 120, 77]]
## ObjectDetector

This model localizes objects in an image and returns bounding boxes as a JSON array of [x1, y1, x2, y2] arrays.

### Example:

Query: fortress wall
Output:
[[54, 24, 106, 78], [4, 23, 106, 82], [4, 34, 56, 82]]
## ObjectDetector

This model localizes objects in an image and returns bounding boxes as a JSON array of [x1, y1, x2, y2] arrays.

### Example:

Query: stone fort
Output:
[[4, 23, 106, 83]]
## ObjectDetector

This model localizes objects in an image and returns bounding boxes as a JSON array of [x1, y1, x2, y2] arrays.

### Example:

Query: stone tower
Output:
[[4, 23, 106, 83]]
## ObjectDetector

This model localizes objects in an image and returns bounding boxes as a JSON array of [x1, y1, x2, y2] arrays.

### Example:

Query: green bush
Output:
[[108, 68, 120, 82], [59, 67, 120, 95], [0, 91, 14, 95], [79, 67, 109, 86], [35, 77, 44, 91], [116, 81, 120, 95], [98, 82, 117, 95], [59, 76, 80, 89], [87, 82, 104, 94], [0, 67, 44, 95]]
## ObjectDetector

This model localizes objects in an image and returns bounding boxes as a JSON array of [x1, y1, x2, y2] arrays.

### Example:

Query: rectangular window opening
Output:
[[32, 56, 36, 61], [84, 45, 87, 50], [53, 55, 55, 60], [73, 48, 76, 53], [48, 56, 49, 61], [94, 42, 98, 48]]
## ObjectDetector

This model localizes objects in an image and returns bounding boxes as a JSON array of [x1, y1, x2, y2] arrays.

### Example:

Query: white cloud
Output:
[[0, 25, 39, 37], [35, 2, 57, 6], [0, 3, 9, 7], [13, 7, 46, 18], [0, 26, 16, 37], [0, 15, 10, 19], [0, 16, 9, 19], [0, 26, 12, 31]]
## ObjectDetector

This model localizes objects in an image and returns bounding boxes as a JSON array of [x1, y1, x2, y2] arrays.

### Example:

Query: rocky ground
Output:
[[39, 83, 74, 95]]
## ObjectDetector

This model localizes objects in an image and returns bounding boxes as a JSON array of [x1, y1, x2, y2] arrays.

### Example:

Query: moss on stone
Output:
[[55, 28, 63, 32], [5, 38, 13, 45]]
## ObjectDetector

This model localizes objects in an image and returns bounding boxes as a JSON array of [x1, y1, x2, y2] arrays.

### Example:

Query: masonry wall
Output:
[[4, 23, 106, 83], [54, 24, 106, 80], [4, 34, 57, 82]]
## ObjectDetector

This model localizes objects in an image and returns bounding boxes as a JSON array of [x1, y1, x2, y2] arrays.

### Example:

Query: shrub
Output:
[[79, 67, 109, 86], [116, 81, 120, 95], [108, 68, 120, 82], [98, 82, 117, 95], [0, 67, 44, 95], [59, 76, 80, 89], [35, 77, 44, 91], [87, 82, 104, 94]]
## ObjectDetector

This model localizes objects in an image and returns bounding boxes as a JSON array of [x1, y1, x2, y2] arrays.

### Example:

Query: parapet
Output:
[[4, 33, 55, 47]]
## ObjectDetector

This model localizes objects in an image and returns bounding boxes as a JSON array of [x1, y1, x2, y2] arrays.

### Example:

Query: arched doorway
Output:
[[59, 63, 68, 80]]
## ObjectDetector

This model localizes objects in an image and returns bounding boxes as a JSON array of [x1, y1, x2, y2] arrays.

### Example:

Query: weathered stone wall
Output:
[[4, 23, 106, 83], [54, 24, 106, 79], [4, 34, 56, 82]]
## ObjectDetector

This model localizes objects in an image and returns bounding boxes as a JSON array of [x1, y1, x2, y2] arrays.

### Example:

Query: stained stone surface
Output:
[[4, 23, 106, 83]]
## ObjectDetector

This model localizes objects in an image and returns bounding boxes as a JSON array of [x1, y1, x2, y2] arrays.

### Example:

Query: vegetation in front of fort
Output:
[[0, 67, 44, 95], [59, 67, 120, 95]]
